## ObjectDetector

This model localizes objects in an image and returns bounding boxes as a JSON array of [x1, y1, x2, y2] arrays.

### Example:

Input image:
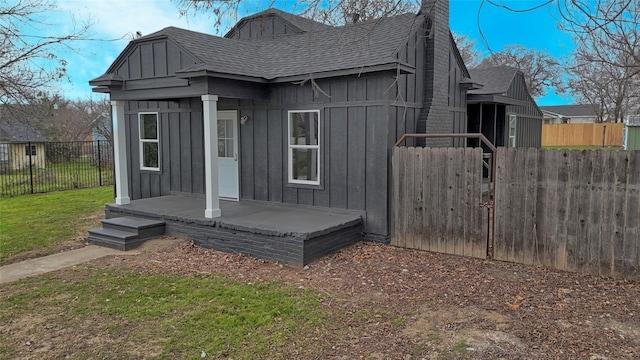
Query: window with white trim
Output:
[[508, 114, 517, 148], [288, 110, 320, 185], [139, 112, 159, 171]]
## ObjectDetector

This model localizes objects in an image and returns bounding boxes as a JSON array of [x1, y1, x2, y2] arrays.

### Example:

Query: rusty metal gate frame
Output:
[[393, 133, 497, 259]]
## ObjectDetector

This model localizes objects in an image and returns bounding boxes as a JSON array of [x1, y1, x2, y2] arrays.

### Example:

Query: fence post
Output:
[[28, 141, 34, 194], [98, 141, 103, 186]]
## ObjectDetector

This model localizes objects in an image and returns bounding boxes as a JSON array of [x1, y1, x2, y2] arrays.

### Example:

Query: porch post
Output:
[[202, 95, 221, 218], [111, 100, 130, 205]]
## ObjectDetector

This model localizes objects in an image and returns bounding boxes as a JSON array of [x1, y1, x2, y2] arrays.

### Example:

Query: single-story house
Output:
[[540, 104, 600, 124], [0, 118, 48, 172], [88, 1, 536, 264], [467, 66, 543, 148]]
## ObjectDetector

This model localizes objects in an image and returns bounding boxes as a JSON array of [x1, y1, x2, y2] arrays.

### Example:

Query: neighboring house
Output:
[[624, 115, 640, 150], [0, 119, 48, 172], [88, 2, 539, 263], [91, 114, 111, 142], [540, 104, 599, 124], [467, 66, 543, 148]]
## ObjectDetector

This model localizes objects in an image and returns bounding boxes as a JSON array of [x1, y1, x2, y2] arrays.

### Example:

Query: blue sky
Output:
[[45, 0, 575, 105]]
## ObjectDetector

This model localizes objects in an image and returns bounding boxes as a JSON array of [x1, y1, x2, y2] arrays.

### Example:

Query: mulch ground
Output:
[[90, 237, 640, 359]]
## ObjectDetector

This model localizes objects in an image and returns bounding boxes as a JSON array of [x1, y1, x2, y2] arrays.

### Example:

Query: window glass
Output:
[[292, 148, 319, 182], [290, 112, 319, 145], [139, 113, 159, 170], [142, 142, 159, 168], [288, 110, 320, 185], [140, 114, 158, 140]]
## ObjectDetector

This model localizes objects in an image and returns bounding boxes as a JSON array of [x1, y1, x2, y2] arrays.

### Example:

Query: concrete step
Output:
[[88, 227, 144, 251], [101, 216, 165, 240]]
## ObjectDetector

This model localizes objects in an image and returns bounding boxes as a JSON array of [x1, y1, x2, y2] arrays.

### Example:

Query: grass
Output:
[[0, 186, 113, 263], [0, 269, 327, 359], [0, 158, 114, 197], [543, 145, 623, 151]]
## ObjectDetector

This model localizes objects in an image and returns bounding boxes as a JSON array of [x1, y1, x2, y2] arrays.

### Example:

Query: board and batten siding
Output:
[[114, 39, 196, 81], [505, 72, 543, 148], [124, 98, 205, 200], [219, 74, 396, 240]]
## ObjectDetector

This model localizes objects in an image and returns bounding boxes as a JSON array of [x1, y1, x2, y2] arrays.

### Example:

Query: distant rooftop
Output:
[[539, 104, 596, 117]]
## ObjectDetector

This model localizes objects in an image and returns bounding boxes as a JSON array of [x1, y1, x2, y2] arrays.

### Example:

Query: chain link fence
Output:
[[0, 140, 114, 197]]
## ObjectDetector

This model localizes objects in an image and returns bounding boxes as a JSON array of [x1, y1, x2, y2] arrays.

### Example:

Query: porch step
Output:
[[88, 216, 166, 251]]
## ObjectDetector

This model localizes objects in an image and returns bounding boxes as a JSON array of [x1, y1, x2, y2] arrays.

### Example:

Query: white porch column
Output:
[[111, 100, 130, 205], [202, 95, 221, 218]]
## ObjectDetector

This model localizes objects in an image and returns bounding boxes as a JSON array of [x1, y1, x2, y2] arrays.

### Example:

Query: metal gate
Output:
[[391, 134, 496, 259]]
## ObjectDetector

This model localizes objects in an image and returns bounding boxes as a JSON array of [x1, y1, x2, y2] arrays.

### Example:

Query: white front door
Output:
[[217, 110, 239, 200]]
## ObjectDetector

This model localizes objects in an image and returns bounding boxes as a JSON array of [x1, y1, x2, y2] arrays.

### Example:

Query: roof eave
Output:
[[460, 78, 483, 90], [175, 69, 269, 83], [467, 94, 528, 106]]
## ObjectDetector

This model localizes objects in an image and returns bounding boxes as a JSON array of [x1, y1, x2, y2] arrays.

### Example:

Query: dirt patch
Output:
[[3, 238, 640, 359]]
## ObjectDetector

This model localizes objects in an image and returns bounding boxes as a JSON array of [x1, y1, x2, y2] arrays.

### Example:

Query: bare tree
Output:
[[557, 0, 639, 79], [90, 97, 113, 142], [569, 44, 640, 123], [561, 0, 639, 123], [174, 0, 420, 30], [478, 44, 563, 98], [452, 32, 481, 68], [316, 0, 419, 25], [0, 0, 92, 106]]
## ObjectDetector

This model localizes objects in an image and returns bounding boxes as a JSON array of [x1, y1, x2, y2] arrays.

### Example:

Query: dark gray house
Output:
[[88, 2, 480, 264], [467, 66, 543, 148]]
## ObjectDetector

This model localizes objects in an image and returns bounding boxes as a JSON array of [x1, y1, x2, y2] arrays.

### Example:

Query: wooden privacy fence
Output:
[[392, 146, 640, 281], [542, 123, 624, 147], [495, 148, 639, 279], [391, 147, 488, 258]]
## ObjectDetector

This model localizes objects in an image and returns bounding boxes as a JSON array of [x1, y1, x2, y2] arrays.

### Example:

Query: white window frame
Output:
[[287, 110, 321, 186], [508, 114, 517, 148], [138, 112, 160, 171]]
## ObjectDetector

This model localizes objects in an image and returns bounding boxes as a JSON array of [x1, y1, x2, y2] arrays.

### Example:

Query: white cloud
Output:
[[58, 0, 215, 40]]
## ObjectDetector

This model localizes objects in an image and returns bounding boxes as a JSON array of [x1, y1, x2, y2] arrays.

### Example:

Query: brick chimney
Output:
[[416, 0, 452, 147]]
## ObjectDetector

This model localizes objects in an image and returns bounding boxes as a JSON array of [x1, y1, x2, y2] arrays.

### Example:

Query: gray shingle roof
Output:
[[539, 104, 595, 117], [468, 66, 519, 95], [138, 12, 422, 81], [0, 120, 48, 142], [225, 8, 333, 38]]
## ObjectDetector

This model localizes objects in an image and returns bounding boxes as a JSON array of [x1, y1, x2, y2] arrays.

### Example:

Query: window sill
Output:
[[285, 182, 324, 191]]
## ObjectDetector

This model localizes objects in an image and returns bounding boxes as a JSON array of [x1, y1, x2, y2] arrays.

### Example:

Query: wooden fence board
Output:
[[421, 148, 433, 252], [612, 152, 628, 277], [565, 150, 581, 272], [494, 148, 508, 261], [414, 148, 425, 251], [623, 152, 639, 279], [599, 152, 616, 277], [392, 147, 640, 281], [523, 148, 538, 265], [534, 149, 547, 266], [556, 150, 570, 271], [575, 151, 590, 273], [542, 123, 624, 147], [587, 151, 604, 276], [474, 149, 486, 258]]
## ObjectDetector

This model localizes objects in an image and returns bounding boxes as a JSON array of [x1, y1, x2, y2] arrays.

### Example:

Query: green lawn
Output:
[[0, 159, 114, 197], [0, 269, 329, 359], [0, 186, 113, 263]]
